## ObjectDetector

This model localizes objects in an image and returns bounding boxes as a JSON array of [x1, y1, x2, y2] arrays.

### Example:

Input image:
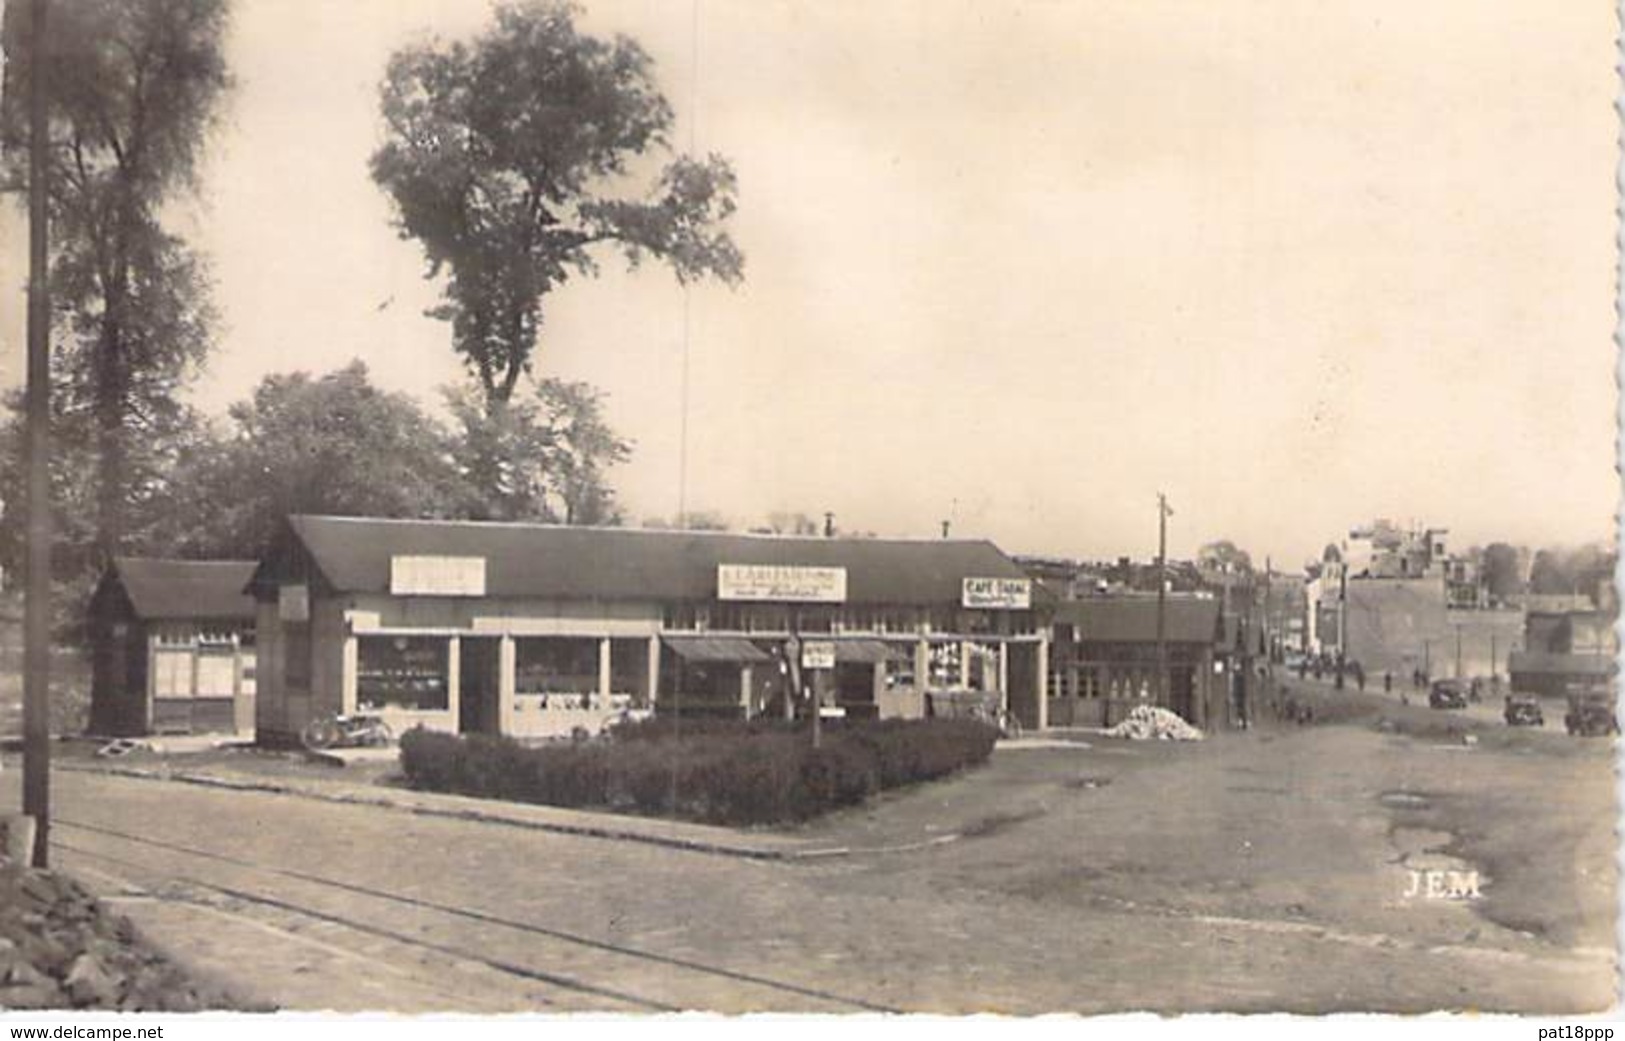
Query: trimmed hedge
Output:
[[398, 718, 997, 826]]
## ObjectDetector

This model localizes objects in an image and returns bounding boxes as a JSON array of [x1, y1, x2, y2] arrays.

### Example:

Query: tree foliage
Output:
[[1197, 539, 1254, 575], [0, 374, 209, 638], [446, 375, 631, 524], [370, 0, 743, 409], [1479, 542, 1524, 603], [160, 362, 469, 558], [1529, 544, 1615, 601], [0, 0, 230, 571]]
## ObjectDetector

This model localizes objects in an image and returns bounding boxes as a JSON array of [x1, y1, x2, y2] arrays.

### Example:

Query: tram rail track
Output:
[[53, 815, 899, 1014]]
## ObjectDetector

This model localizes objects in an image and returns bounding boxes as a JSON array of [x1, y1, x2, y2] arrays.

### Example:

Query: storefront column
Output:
[[498, 636, 516, 735], [144, 632, 159, 732], [914, 638, 929, 694], [740, 665, 754, 720], [447, 637, 461, 730], [960, 642, 972, 689], [998, 643, 1010, 713], [341, 635, 358, 714], [1035, 636, 1050, 731], [646, 635, 661, 709], [598, 637, 612, 706]]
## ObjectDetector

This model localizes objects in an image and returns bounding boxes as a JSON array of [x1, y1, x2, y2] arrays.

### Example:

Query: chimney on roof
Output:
[[823, 512, 835, 538]]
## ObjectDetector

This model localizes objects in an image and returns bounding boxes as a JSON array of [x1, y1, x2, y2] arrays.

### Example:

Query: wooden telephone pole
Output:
[[23, 0, 54, 868]]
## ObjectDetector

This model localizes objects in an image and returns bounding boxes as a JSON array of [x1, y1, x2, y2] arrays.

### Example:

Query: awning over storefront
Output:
[[663, 636, 771, 663], [832, 640, 908, 664]]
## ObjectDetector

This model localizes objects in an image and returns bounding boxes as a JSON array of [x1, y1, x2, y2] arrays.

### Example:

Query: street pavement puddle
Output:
[[1377, 790, 1431, 810]]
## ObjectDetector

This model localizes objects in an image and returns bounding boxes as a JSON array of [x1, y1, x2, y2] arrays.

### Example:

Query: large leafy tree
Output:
[[446, 375, 631, 525], [160, 362, 470, 558], [0, 0, 231, 573], [370, 0, 744, 413], [0, 383, 207, 636]]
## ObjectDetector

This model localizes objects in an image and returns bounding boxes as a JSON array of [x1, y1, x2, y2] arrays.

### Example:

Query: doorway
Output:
[[458, 637, 502, 735]]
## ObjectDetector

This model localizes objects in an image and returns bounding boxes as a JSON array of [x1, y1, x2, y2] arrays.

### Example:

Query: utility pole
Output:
[[1455, 624, 1463, 680], [1264, 556, 1275, 661], [23, 0, 54, 868], [1155, 494, 1171, 707]]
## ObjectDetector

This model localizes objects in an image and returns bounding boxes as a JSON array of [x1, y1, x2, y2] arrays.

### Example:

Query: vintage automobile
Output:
[[1563, 688, 1619, 737], [1502, 694, 1544, 727], [1428, 679, 1468, 710]]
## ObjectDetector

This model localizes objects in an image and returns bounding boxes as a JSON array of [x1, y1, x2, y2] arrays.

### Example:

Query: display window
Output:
[[357, 636, 449, 711], [515, 637, 599, 696]]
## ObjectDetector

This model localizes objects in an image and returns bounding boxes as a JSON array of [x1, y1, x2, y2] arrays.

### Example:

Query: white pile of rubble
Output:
[[1104, 705, 1205, 742]]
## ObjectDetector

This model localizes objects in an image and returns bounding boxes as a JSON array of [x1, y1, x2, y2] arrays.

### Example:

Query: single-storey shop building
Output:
[[249, 515, 1053, 745], [88, 557, 259, 737], [1045, 596, 1231, 729]]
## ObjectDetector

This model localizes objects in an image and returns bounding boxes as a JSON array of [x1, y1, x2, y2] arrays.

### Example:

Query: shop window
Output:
[[744, 606, 788, 634], [515, 637, 599, 695], [153, 648, 192, 699], [196, 649, 235, 698], [928, 641, 963, 688], [357, 636, 449, 711], [965, 642, 999, 692]]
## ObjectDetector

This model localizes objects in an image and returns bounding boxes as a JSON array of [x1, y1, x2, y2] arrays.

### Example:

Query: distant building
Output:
[[1509, 609, 1618, 698], [1046, 596, 1231, 729], [1445, 556, 1486, 609], [1344, 520, 1450, 580], [88, 558, 259, 737], [1305, 545, 1345, 656]]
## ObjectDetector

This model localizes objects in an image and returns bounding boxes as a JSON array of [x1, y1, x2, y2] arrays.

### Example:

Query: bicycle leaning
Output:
[[301, 711, 395, 752], [966, 698, 1024, 740]]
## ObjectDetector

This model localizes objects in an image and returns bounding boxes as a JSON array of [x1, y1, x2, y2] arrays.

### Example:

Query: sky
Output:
[[0, 0, 1618, 568]]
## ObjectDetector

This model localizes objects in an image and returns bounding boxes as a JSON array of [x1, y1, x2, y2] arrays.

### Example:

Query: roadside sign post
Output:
[[717, 565, 847, 750], [801, 640, 835, 749]]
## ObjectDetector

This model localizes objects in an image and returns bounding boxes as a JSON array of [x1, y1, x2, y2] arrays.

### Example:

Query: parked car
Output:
[[1563, 688, 1618, 736], [1503, 694, 1544, 727], [1428, 680, 1468, 710]]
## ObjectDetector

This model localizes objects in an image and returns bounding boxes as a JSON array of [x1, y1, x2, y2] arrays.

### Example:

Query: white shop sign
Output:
[[390, 555, 487, 596], [717, 564, 847, 603], [961, 576, 1032, 610], [800, 641, 836, 670]]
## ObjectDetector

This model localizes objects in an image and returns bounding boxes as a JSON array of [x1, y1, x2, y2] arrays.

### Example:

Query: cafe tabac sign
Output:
[[962, 576, 1032, 610], [717, 564, 847, 603]]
